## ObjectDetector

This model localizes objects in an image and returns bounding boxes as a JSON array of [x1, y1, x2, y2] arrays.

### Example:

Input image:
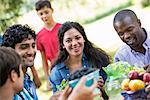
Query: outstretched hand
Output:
[[52, 76, 101, 100], [68, 76, 100, 100], [58, 85, 72, 100]]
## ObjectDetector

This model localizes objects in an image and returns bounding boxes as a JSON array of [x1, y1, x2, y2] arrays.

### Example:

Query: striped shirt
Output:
[[13, 73, 38, 100]]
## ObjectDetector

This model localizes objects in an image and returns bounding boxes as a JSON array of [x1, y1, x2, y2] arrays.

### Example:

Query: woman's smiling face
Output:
[[63, 28, 85, 56]]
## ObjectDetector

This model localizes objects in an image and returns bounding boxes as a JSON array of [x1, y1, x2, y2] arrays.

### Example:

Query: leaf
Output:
[[104, 61, 144, 96], [56, 79, 68, 91]]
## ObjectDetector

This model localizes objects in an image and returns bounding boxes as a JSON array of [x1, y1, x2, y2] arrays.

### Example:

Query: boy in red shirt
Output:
[[35, 0, 61, 90]]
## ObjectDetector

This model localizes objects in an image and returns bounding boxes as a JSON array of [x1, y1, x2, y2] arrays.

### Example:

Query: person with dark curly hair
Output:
[[1, 24, 39, 100], [49, 21, 110, 99], [0, 47, 23, 100]]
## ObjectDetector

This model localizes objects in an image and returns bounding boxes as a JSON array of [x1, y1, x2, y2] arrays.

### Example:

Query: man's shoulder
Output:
[[36, 28, 48, 40], [115, 44, 131, 58], [146, 30, 150, 39], [56, 23, 62, 26], [144, 30, 150, 46], [54, 23, 62, 30], [37, 28, 46, 35], [116, 44, 130, 53]]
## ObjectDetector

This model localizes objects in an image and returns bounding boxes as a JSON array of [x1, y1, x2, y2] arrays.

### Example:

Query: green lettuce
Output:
[[104, 61, 144, 96]]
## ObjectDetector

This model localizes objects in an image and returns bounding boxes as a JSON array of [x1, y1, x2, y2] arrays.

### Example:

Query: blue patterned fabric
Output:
[[13, 73, 38, 100]]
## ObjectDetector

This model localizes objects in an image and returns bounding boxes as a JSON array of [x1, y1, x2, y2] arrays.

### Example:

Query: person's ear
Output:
[[10, 70, 18, 82]]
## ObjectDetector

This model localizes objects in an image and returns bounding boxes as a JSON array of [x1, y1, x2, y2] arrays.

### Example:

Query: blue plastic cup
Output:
[[69, 69, 99, 88]]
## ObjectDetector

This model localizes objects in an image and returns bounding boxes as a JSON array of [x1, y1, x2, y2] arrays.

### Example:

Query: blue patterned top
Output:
[[13, 73, 38, 100]]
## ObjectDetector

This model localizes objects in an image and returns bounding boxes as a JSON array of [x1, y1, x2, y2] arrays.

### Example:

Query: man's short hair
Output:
[[0, 47, 22, 87], [113, 9, 138, 24], [35, 0, 52, 11], [1, 24, 36, 48]]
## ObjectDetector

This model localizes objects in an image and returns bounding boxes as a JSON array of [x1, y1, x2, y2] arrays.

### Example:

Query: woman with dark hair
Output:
[[49, 21, 110, 99]]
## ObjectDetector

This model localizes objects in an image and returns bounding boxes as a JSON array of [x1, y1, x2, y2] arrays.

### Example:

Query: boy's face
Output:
[[14, 37, 36, 68], [37, 6, 53, 25]]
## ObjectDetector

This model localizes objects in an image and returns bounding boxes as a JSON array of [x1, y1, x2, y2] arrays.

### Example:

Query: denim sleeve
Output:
[[49, 66, 63, 93]]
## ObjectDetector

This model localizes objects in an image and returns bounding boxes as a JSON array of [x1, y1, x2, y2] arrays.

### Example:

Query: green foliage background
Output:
[[1, 0, 149, 34], [0, 0, 35, 33]]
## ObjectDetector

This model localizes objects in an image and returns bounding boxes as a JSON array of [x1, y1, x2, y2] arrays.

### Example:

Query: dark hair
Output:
[[113, 9, 138, 24], [35, 0, 52, 11], [55, 21, 110, 68], [1, 24, 36, 48], [0, 47, 22, 87]]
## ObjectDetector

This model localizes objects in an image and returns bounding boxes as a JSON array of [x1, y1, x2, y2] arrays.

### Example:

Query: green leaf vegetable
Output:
[[104, 61, 144, 96], [56, 79, 68, 91]]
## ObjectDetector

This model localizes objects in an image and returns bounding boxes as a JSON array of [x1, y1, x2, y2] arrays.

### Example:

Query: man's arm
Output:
[[41, 51, 51, 90], [30, 66, 41, 88]]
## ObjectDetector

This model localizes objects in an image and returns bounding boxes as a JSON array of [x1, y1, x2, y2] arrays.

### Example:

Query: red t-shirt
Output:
[[36, 23, 61, 64]]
